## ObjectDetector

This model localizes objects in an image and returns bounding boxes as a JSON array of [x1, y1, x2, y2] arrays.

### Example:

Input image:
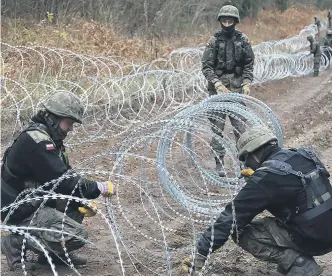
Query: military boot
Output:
[[313, 71, 319, 77], [1, 234, 36, 271], [287, 256, 322, 276], [38, 252, 87, 266], [215, 156, 226, 177]]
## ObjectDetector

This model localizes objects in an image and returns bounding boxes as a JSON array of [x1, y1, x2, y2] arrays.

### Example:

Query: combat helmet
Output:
[[217, 5, 240, 23], [237, 126, 278, 161], [307, 35, 314, 41], [43, 91, 84, 124]]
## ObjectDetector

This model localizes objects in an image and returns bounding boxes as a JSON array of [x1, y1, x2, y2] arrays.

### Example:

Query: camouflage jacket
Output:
[[309, 41, 322, 57], [324, 36, 332, 47], [201, 29, 255, 86]]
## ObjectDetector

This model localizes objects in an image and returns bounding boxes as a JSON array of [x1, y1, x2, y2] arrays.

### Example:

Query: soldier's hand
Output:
[[182, 253, 207, 275], [242, 84, 250, 95], [97, 181, 115, 197], [78, 202, 98, 217], [214, 81, 229, 94]]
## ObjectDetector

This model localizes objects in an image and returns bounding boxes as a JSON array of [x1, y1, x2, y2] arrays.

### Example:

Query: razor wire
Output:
[[0, 94, 282, 275], [0, 19, 331, 275], [1, 21, 332, 149]]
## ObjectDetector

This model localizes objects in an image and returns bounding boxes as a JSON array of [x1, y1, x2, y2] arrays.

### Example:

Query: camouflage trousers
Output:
[[236, 217, 332, 272], [324, 50, 332, 67], [313, 56, 321, 76], [208, 87, 246, 158], [18, 201, 87, 255]]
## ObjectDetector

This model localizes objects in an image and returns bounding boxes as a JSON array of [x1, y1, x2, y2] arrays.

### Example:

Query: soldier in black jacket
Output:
[[183, 126, 332, 276], [1, 91, 114, 270]]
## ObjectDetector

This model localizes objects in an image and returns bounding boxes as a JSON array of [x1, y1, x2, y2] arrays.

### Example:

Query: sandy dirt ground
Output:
[[1, 69, 332, 276]]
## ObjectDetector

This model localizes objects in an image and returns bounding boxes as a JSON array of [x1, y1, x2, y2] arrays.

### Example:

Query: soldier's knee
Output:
[[77, 225, 88, 241], [240, 238, 265, 256], [68, 227, 88, 250], [208, 89, 217, 96]]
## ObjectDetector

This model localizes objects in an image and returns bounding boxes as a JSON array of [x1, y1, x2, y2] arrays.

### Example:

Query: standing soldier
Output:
[[323, 30, 332, 66], [328, 11, 331, 29], [307, 35, 322, 77], [201, 3, 255, 176], [314, 16, 321, 39]]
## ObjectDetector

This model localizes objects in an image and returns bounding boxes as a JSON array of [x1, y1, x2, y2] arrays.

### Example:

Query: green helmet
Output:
[[307, 35, 314, 41], [217, 5, 240, 23], [237, 126, 278, 161], [43, 91, 84, 124]]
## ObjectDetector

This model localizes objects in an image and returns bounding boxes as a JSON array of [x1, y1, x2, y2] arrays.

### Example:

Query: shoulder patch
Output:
[[241, 33, 251, 45], [26, 130, 52, 144], [45, 144, 55, 150]]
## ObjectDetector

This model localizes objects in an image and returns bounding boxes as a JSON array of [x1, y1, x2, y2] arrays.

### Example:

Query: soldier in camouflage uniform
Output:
[[324, 30, 332, 47], [1, 91, 114, 271], [314, 16, 321, 39], [307, 35, 322, 77], [323, 30, 332, 66], [202, 4, 255, 176], [327, 11, 331, 29]]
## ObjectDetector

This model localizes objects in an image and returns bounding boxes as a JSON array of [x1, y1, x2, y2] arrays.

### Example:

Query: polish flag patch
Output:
[[46, 144, 55, 150]]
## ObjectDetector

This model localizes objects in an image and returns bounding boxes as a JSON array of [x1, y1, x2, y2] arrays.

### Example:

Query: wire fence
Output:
[[0, 19, 331, 275]]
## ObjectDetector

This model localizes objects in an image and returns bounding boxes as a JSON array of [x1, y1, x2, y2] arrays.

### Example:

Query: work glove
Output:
[[240, 168, 255, 177], [214, 81, 229, 94], [240, 168, 255, 186], [182, 253, 207, 275], [97, 181, 115, 197], [242, 84, 250, 95], [78, 202, 98, 217]]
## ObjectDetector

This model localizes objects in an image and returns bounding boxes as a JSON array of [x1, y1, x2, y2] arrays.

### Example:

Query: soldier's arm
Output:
[[22, 133, 100, 199], [241, 35, 255, 83], [310, 43, 316, 54], [196, 170, 271, 256], [201, 36, 220, 84]]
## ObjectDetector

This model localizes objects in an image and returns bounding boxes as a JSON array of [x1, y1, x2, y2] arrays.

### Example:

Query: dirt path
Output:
[[251, 69, 332, 276], [1, 70, 332, 276]]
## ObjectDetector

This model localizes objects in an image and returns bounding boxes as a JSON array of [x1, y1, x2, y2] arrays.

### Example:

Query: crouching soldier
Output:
[[183, 126, 332, 276], [1, 91, 115, 271]]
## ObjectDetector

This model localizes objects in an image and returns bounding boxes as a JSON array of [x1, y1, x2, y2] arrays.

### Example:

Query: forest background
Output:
[[2, 0, 332, 62]]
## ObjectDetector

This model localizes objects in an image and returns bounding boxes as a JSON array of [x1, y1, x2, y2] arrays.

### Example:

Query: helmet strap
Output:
[[44, 111, 67, 141]]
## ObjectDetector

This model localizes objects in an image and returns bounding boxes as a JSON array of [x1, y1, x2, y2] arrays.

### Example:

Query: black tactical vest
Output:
[[213, 30, 246, 75], [259, 148, 332, 224]]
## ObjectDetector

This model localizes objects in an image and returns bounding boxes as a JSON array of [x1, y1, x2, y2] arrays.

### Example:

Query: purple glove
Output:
[[96, 181, 114, 197]]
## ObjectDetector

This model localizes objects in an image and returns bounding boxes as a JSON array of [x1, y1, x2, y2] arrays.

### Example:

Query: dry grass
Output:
[[1, 6, 328, 63], [238, 6, 327, 44]]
